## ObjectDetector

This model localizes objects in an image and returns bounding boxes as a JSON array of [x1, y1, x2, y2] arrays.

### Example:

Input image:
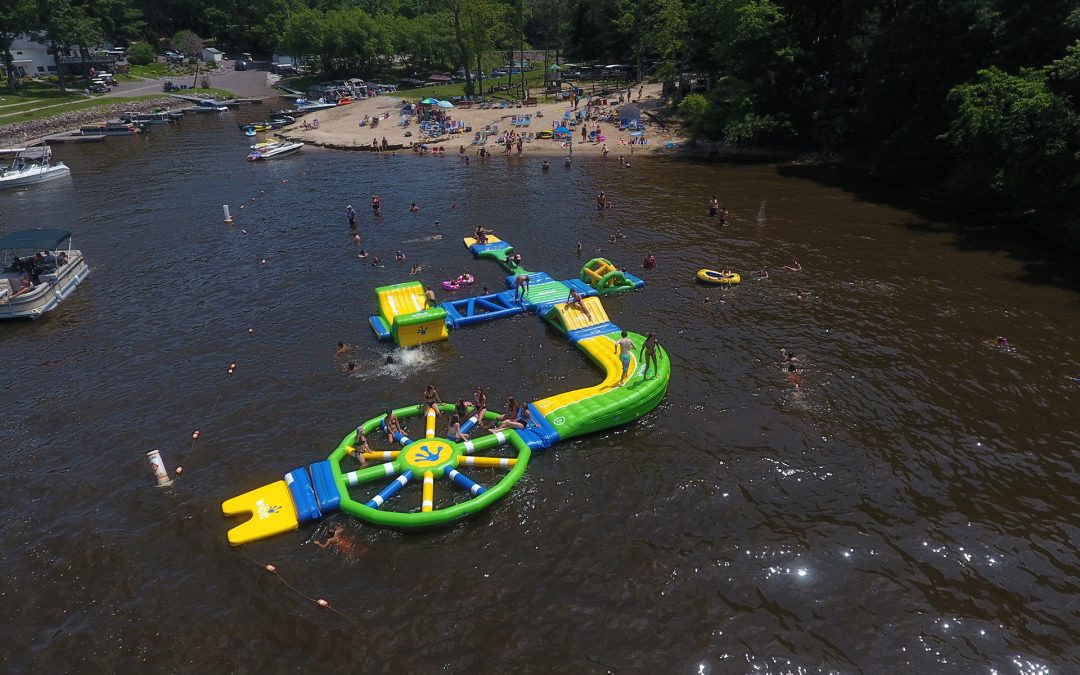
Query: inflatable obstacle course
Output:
[[225, 234, 669, 545], [369, 280, 448, 347]]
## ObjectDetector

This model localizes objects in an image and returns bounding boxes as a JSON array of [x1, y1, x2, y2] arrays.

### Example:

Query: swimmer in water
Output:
[[384, 354, 395, 365], [577, 242, 583, 256], [793, 289, 808, 301], [787, 363, 802, 389], [358, 249, 369, 259], [314, 526, 366, 556], [371, 256, 383, 267], [409, 203, 420, 212], [643, 252, 656, 270], [352, 233, 361, 245], [335, 341, 350, 356], [410, 263, 422, 275], [757, 267, 769, 279], [343, 361, 358, 374], [395, 250, 406, 261], [542, 160, 550, 171], [780, 347, 799, 364], [785, 259, 803, 271]]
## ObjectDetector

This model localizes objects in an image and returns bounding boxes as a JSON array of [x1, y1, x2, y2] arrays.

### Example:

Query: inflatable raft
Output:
[[696, 269, 741, 285]]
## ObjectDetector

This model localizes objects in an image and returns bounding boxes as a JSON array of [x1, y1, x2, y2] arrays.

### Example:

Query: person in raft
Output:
[[421, 384, 444, 415], [425, 286, 437, 307], [639, 333, 660, 379], [495, 396, 531, 430], [615, 330, 635, 384], [384, 408, 403, 444], [643, 252, 657, 269], [566, 288, 592, 319]]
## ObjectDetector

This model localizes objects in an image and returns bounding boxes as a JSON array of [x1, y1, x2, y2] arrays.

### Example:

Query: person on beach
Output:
[[639, 333, 660, 379], [409, 203, 420, 212], [335, 341, 350, 356], [425, 286, 437, 308], [709, 196, 718, 218], [615, 330, 635, 384], [514, 274, 531, 302], [347, 205, 357, 228], [566, 288, 592, 319], [421, 384, 443, 415], [601, 144, 609, 156], [643, 253, 657, 270], [384, 409, 403, 444]]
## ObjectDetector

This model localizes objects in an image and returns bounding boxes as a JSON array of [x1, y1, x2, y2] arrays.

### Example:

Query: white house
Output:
[[201, 47, 223, 63], [7, 37, 59, 77]]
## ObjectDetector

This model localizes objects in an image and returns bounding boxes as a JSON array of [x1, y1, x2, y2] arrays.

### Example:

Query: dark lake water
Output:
[[2, 108, 1078, 672]]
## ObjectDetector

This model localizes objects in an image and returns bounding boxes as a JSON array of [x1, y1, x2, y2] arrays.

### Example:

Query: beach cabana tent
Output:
[[553, 126, 571, 140], [620, 103, 642, 129]]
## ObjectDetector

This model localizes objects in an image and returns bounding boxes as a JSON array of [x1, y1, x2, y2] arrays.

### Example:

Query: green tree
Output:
[[37, 0, 103, 92], [126, 40, 155, 65], [1, 0, 35, 93], [172, 29, 203, 60]]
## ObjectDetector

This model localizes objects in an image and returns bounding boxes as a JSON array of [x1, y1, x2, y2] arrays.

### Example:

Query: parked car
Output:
[[96, 72, 117, 86], [165, 51, 185, 64], [88, 79, 110, 93], [271, 63, 297, 75]]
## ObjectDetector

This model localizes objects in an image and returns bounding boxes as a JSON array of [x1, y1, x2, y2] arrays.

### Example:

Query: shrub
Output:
[[127, 42, 156, 66]]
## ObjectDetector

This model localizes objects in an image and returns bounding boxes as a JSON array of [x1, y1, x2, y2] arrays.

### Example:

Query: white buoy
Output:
[[223, 204, 233, 225], [146, 449, 174, 487]]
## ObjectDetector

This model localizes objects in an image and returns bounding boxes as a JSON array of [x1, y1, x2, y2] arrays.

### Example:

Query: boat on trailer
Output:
[[0, 229, 90, 320]]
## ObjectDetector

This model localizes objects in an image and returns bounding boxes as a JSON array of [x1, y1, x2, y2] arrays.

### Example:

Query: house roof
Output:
[[10, 36, 50, 51]]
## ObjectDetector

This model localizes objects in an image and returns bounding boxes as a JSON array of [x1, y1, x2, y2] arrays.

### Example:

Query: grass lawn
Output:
[[0, 87, 237, 126], [127, 62, 196, 79]]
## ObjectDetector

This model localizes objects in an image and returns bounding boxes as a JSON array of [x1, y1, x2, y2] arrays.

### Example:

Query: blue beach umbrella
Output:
[[437, 100, 454, 108], [419, 97, 438, 105]]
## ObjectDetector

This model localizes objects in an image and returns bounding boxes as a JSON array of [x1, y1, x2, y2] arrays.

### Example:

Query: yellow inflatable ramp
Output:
[[376, 281, 427, 325], [463, 234, 503, 247], [534, 334, 633, 415], [553, 296, 610, 331], [221, 480, 299, 546]]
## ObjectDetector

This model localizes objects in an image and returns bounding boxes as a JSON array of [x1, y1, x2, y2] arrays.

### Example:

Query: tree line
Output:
[[1, 0, 1077, 240]]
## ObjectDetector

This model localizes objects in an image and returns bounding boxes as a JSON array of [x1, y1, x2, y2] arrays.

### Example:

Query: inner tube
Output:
[[441, 280, 461, 291], [696, 269, 741, 285]]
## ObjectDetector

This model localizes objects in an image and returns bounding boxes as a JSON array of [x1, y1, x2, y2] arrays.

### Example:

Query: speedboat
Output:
[[0, 228, 90, 319], [0, 146, 70, 189], [247, 141, 304, 161], [194, 100, 228, 112]]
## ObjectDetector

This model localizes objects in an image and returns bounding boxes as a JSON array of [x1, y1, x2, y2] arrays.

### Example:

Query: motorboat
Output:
[[0, 228, 90, 319], [247, 141, 303, 161], [79, 121, 142, 135], [194, 100, 228, 112], [0, 145, 70, 190]]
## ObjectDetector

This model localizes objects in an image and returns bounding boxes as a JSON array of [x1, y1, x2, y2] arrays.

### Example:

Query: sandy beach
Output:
[[277, 81, 679, 156]]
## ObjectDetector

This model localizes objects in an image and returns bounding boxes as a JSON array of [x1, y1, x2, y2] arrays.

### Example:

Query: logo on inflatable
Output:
[[406, 441, 452, 467], [256, 498, 283, 520]]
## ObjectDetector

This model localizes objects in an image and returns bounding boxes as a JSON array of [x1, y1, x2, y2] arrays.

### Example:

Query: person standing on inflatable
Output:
[[615, 330, 635, 384]]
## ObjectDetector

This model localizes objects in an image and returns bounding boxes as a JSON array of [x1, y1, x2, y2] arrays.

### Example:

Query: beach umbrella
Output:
[[420, 97, 438, 105], [555, 126, 570, 133], [436, 100, 454, 108]]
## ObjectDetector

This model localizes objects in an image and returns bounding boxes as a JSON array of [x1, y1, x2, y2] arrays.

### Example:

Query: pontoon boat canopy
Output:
[[0, 228, 73, 250]]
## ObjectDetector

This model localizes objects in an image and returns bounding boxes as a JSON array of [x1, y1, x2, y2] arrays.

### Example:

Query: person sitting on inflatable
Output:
[[566, 288, 592, 319]]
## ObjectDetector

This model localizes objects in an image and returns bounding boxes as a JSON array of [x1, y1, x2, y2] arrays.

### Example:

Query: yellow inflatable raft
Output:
[[696, 269, 741, 285]]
